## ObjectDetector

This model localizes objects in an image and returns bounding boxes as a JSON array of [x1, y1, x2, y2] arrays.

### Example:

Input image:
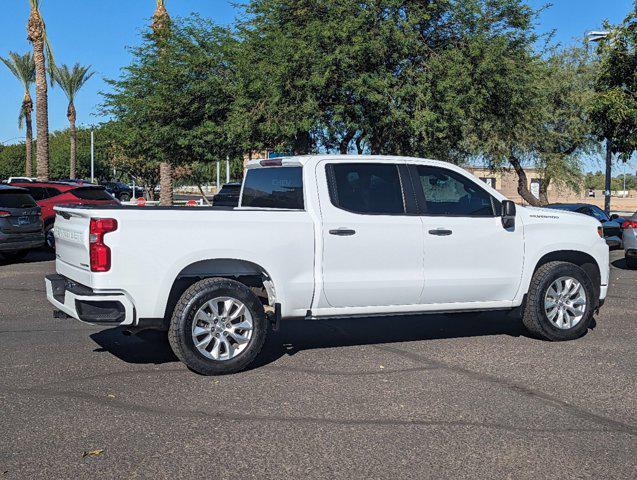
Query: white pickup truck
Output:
[[46, 155, 609, 374]]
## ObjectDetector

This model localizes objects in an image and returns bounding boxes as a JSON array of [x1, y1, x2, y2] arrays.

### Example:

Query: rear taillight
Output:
[[0, 211, 10, 218], [621, 220, 637, 229], [89, 218, 117, 272]]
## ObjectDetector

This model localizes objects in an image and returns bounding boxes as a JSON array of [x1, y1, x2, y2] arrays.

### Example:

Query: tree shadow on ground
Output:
[[90, 310, 531, 368]]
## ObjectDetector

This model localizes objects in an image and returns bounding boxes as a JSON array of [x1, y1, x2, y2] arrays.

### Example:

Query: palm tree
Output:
[[152, 0, 173, 206], [0, 52, 35, 176], [26, 0, 55, 181], [152, 0, 170, 34], [53, 64, 94, 179]]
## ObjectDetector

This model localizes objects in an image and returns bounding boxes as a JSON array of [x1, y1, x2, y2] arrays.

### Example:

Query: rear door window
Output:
[[241, 167, 304, 209], [70, 187, 114, 201], [327, 163, 405, 214], [0, 191, 37, 208], [46, 187, 61, 198], [23, 186, 49, 200]]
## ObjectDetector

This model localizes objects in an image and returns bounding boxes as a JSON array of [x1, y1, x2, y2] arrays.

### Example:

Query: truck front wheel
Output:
[[168, 278, 268, 375], [522, 261, 596, 341]]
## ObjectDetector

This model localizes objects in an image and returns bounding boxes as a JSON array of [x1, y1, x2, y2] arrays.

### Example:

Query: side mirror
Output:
[[610, 214, 618, 221], [501, 200, 516, 229]]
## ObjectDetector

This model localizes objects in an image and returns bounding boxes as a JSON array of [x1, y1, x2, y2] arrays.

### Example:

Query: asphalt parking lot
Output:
[[0, 250, 635, 479]]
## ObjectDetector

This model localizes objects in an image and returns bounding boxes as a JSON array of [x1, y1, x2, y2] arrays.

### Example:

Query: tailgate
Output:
[[53, 208, 92, 270]]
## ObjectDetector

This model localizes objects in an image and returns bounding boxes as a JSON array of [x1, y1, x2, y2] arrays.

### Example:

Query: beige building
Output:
[[467, 167, 586, 205]]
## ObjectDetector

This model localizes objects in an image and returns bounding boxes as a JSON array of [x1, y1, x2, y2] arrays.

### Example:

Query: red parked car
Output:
[[8, 181, 119, 249]]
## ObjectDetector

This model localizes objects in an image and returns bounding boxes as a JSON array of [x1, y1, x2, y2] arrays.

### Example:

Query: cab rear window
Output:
[[70, 187, 114, 201], [0, 191, 37, 208], [241, 167, 304, 209]]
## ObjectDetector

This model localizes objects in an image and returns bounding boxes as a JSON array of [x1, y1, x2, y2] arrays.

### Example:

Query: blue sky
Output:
[[0, 0, 634, 173]]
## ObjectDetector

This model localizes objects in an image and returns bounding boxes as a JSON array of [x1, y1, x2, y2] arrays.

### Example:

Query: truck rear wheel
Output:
[[522, 261, 595, 341], [168, 277, 268, 375]]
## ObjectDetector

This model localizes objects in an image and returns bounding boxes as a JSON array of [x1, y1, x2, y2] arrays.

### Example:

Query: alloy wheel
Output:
[[544, 276, 587, 330], [191, 296, 254, 361]]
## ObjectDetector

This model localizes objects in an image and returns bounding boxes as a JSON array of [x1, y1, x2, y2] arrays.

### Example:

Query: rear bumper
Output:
[[0, 232, 44, 251], [45, 274, 135, 326]]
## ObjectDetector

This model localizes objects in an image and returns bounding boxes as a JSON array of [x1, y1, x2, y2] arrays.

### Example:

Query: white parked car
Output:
[[5, 177, 36, 183], [46, 155, 610, 374], [622, 212, 637, 268]]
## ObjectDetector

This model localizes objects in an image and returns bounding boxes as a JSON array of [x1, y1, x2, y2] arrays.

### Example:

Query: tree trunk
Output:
[[24, 101, 33, 177], [538, 175, 551, 206], [604, 139, 612, 215], [159, 161, 173, 206], [197, 184, 212, 205], [339, 130, 355, 154], [369, 129, 383, 155], [146, 185, 156, 202], [293, 131, 312, 155], [28, 9, 49, 181], [68, 102, 77, 179], [355, 131, 365, 155], [508, 153, 541, 207]]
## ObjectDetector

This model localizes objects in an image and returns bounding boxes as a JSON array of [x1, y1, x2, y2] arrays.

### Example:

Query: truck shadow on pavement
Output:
[[611, 257, 635, 270], [89, 311, 535, 369], [0, 248, 55, 266]]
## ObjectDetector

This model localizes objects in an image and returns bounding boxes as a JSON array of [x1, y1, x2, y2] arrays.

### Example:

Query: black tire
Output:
[[44, 223, 55, 251], [626, 256, 637, 269], [119, 193, 131, 202], [1, 250, 28, 262], [522, 261, 595, 341], [168, 277, 268, 375]]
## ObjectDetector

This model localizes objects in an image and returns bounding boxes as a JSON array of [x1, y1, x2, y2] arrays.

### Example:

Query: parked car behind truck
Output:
[[546, 203, 623, 248], [622, 212, 637, 268], [47, 155, 609, 375], [212, 182, 241, 207], [9, 181, 119, 249], [0, 185, 43, 261]]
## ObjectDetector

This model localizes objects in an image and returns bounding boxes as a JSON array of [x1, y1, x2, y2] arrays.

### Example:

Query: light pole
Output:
[[588, 30, 613, 214], [90, 130, 95, 183]]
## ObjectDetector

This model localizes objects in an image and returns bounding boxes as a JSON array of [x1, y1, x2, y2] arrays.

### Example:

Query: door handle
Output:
[[329, 228, 356, 236], [428, 228, 452, 236]]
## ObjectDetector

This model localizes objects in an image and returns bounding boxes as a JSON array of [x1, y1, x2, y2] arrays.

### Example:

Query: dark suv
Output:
[[102, 181, 144, 202], [0, 185, 44, 261], [212, 182, 242, 207]]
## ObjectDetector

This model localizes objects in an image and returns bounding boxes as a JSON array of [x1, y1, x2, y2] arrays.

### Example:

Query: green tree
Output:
[[0, 52, 35, 176], [590, 4, 637, 161], [52, 63, 94, 179], [102, 16, 240, 200], [589, 3, 637, 212], [530, 48, 597, 205]]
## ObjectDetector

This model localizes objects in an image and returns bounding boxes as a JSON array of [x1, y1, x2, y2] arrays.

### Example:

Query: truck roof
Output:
[[245, 154, 505, 200], [246, 154, 466, 170]]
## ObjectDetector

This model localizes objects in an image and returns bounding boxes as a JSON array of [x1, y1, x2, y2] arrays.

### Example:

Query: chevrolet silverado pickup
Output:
[[46, 155, 610, 375]]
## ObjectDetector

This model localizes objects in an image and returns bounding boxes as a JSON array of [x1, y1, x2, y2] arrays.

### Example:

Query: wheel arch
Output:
[[532, 250, 601, 301], [163, 258, 277, 321]]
